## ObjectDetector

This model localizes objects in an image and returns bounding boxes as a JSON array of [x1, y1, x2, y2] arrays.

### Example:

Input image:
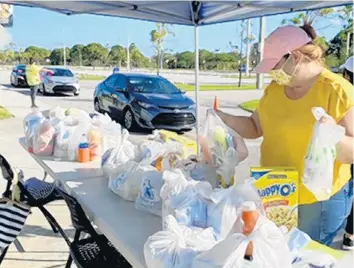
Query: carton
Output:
[[250, 167, 299, 231]]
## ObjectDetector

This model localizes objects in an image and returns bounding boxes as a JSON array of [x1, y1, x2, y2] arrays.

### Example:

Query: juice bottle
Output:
[[241, 201, 260, 262], [78, 134, 90, 163]]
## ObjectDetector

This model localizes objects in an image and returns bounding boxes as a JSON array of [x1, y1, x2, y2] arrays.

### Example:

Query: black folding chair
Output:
[[55, 187, 132, 268], [0, 154, 62, 264]]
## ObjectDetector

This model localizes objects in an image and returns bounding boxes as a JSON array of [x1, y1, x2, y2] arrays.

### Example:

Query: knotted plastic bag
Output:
[[144, 215, 217, 268], [303, 107, 345, 201]]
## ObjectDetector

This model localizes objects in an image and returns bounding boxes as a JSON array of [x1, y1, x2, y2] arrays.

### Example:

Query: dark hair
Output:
[[29, 58, 34, 64], [300, 24, 317, 41], [343, 69, 354, 85]]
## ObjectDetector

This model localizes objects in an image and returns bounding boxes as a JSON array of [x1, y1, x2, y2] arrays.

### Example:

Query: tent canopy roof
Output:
[[2, 1, 352, 26]]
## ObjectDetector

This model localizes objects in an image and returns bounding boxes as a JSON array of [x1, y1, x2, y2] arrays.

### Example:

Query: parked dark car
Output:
[[94, 73, 196, 132], [10, 64, 27, 87]]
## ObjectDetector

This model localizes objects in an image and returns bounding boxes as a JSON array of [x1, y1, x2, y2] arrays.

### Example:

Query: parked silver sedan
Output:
[[40, 67, 80, 96]]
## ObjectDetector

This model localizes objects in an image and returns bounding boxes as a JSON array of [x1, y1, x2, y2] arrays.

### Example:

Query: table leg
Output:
[[13, 238, 25, 253], [43, 171, 48, 181]]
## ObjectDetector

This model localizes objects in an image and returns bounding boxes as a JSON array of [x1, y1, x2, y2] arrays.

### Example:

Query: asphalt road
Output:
[[2, 75, 264, 180]]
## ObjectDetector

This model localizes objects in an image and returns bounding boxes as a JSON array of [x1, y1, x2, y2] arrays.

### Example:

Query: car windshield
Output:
[[50, 68, 74, 77], [17, 65, 26, 72], [128, 77, 180, 94]]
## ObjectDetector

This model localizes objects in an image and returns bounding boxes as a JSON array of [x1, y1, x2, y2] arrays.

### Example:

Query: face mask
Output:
[[269, 55, 300, 86]]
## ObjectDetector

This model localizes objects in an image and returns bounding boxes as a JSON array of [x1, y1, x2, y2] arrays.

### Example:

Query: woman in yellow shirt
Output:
[[217, 24, 353, 245]]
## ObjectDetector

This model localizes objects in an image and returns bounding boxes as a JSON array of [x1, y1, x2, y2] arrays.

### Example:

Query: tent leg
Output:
[[194, 25, 200, 155]]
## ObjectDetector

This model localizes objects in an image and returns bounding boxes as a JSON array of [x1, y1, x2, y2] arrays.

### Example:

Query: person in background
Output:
[[215, 24, 353, 246], [340, 55, 354, 250], [113, 66, 120, 74], [26, 58, 53, 108]]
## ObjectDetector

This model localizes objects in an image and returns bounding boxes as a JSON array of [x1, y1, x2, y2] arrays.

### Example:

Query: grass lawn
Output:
[[239, 100, 260, 113], [79, 74, 106, 81], [0, 106, 13, 120], [175, 83, 257, 91]]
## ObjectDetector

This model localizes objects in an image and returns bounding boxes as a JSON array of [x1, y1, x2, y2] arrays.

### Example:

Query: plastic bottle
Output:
[[78, 134, 90, 163], [88, 128, 102, 161], [241, 201, 260, 262]]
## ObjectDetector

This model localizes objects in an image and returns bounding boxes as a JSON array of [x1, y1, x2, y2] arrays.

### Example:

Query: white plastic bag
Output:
[[135, 169, 164, 216], [192, 233, 250, 268], [303, 107, 345, 201], [54, 121, 77, 158], [199, 109, 248, 188], [49, 106, 66, 127], [24, 110, 44, 153], [231, 211, 292, 268], [108, 161, 156, 201], [67, 120, 92, 161], [33, 120, 55, 156], [207, 179, 262, 240], [144, 215, 216, 268], [102, 130, 136, 178]]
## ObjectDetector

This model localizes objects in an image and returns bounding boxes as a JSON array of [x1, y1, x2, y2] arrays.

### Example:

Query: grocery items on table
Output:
[[199, 109, 248, 188], [251, 167, 299, 231], [24, 109, 45, 153], [303, 107, 345, 201]]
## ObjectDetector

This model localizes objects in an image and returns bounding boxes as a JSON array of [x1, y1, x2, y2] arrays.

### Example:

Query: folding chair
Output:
[[55, 187, 132, 268], [0, 154, 62, 263]]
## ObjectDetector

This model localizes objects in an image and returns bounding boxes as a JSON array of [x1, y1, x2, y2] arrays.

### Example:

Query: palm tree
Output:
[[150, 23, 174, 75]]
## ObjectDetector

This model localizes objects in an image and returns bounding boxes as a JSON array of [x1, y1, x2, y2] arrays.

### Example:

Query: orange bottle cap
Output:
[[241, 201, 257, 212]]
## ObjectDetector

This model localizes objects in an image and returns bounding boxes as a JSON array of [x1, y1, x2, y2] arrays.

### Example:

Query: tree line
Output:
[[0, 5, 352, 71]]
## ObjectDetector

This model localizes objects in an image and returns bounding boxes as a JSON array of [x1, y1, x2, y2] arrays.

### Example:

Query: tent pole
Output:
[[194, 25, 200, 155], [256, 16, 265, 90]]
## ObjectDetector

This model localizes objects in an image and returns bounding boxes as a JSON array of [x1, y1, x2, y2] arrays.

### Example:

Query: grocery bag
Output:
[[33, 120, 55, 156], [101, 129, 136, 177], [135, 169, 164, 216], [207, 179, 262, 240], [164, 182, 212, 228], [24, 110, 44, 153], [108, 161, 156, 201], [199, 109, 248, 188], [303, 107, 345, 201], [144, 215, 216, 268], [53, 118, 77, 158]]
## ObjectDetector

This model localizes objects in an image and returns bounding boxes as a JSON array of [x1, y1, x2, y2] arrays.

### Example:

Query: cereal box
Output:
[[250, 167, 299, 231]]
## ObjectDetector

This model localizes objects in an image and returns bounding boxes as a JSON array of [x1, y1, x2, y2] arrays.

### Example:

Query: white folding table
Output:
[[18, 138, 353, 268]]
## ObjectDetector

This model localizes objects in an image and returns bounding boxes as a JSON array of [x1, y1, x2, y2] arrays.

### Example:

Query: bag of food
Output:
[[101, 130, 136, 178], [108, 161, 156, 201], [49, 106, 66, 127], [164, 182, 212, 228], [207, 179, 262, 240], [33, 119, 55, 156], [144, 215, 217, 268], [303, 107, 345, 201], [24, 110, 44, 153], [199, 109, 248, 188], [54, 120, 77, 158], [135, 169, 164, 217]]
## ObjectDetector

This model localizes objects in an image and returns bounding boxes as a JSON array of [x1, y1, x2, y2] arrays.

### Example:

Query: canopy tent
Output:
[[4, 0, 352, 150]]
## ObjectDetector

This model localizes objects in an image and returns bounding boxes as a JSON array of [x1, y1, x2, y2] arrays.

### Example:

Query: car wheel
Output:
[[94, 98, 102, 112], [123, 108, 137, 131]]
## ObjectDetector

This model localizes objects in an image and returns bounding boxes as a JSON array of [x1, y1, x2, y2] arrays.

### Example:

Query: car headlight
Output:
[[189, 104, 196, 109], [138, 101, 154, 109]]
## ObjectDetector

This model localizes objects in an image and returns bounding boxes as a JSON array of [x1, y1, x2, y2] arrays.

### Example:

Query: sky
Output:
[[6, 5, 347, 57]]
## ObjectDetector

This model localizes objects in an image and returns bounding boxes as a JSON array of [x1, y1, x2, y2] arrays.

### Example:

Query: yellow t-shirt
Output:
[[26, 64, 42, 86], [258, 69, 354, 205]]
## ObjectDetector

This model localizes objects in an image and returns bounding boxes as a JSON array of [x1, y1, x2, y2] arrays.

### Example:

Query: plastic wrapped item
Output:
[[109, 161, 156, 201], [199, 109, 248, 188], [285, 228, 339, 268], [33, 120, 55, 156], [303, 107, 346, 201], [164, 182, 212, 228], [88, 127, 102, 161], [160, 169, 191, 202], [49, 106, 66, 127], [24, 110, 45, 153], [53, 120, 77, 158], [230, 203, 292, 268], [67, 120, 92, 161], [207, 179, 262, 240], [101, 130, 136, 178], [144, 215, 217, 268], [135, 169, 164, 216]]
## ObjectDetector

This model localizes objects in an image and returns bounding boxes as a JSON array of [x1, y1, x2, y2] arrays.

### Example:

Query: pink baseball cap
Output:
[[255, 25, 312, 73]]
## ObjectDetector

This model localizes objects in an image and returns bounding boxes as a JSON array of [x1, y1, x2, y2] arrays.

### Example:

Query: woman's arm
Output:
[[216, 110, 263, 139], [336, 107, 354, 164]]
